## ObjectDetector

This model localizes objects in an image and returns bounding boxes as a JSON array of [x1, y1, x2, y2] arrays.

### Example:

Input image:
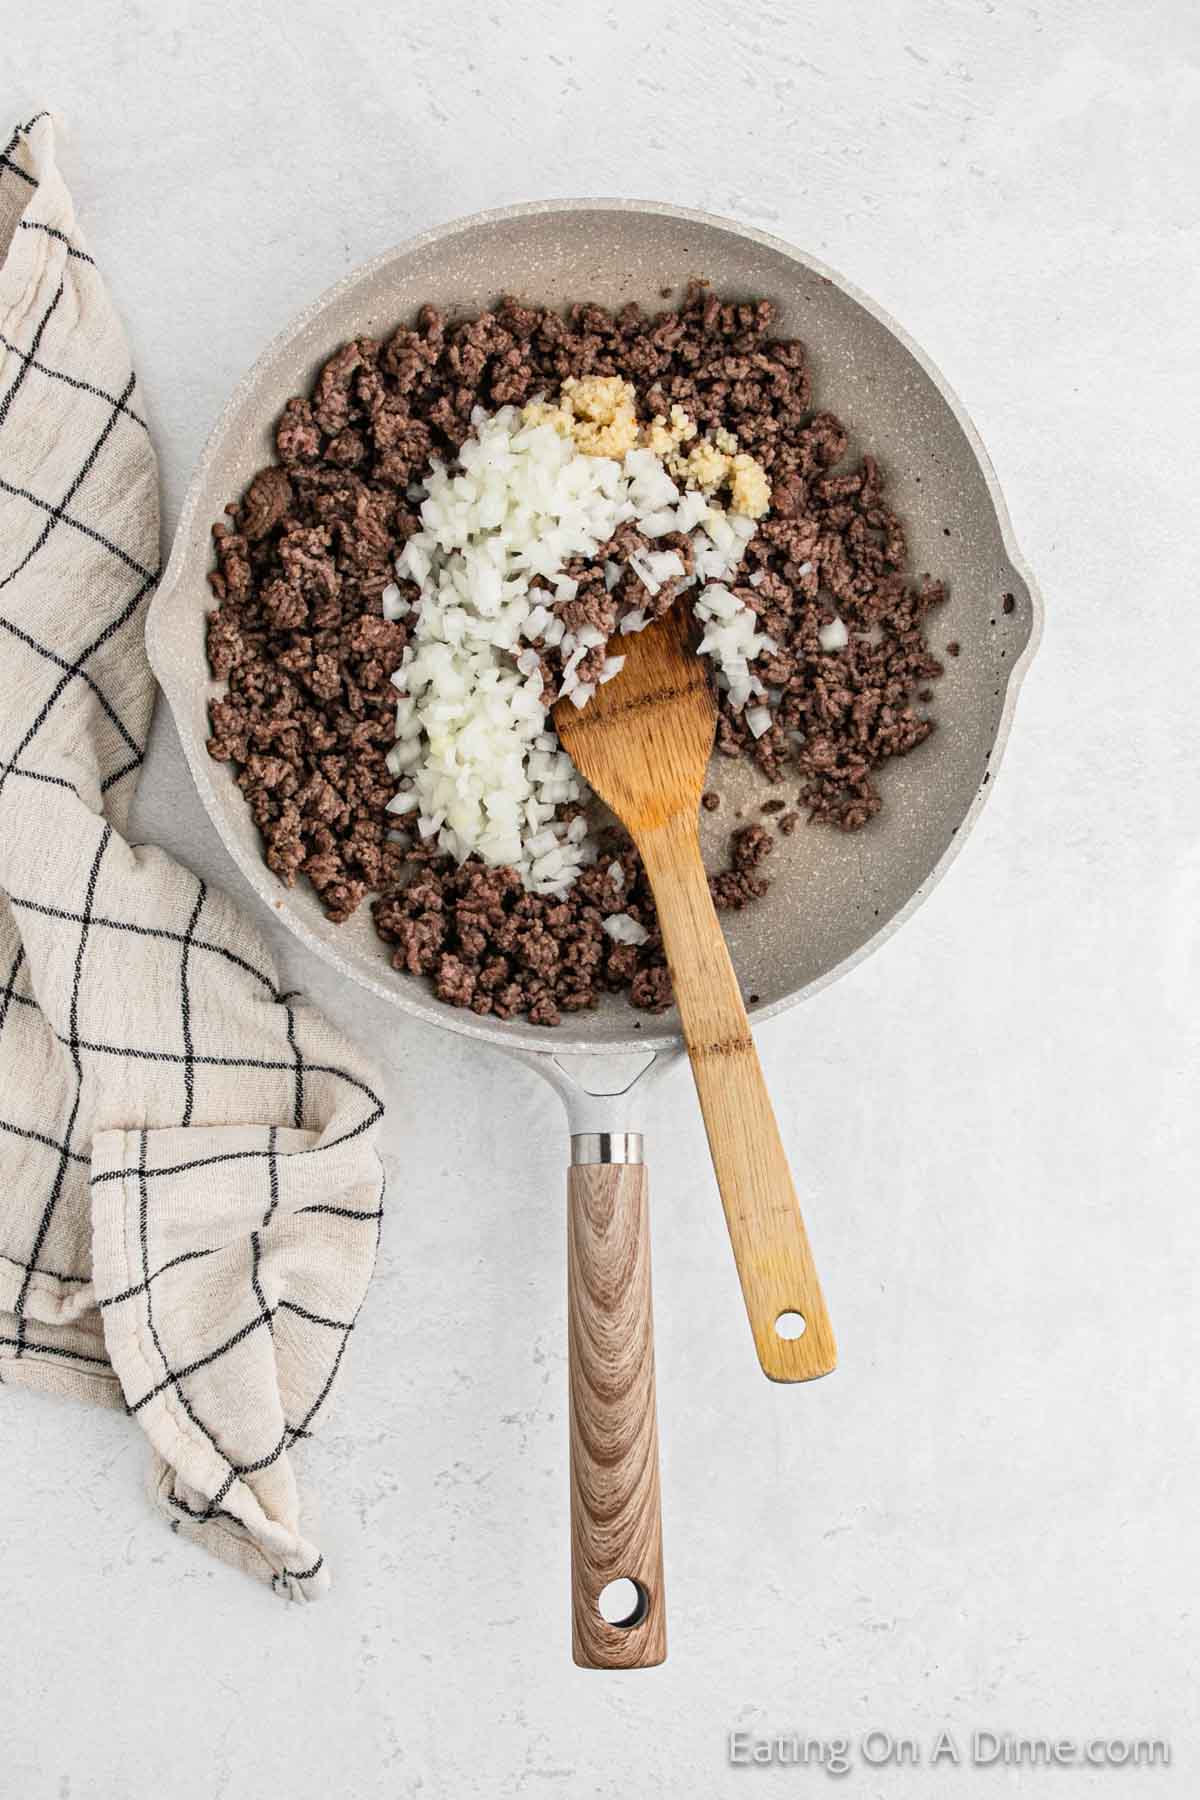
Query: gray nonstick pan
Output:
[[146, 201, 1042, 1667]]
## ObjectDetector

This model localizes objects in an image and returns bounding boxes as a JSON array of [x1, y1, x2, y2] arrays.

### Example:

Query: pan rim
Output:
[[147, 197, 1044, 1059]]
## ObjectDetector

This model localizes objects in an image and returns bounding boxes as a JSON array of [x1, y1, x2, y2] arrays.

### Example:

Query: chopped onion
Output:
[[384, 401, 766, 896], [602, 912, 650, 946], [629, 551, 662, 595], [674, 489, 709, 532]]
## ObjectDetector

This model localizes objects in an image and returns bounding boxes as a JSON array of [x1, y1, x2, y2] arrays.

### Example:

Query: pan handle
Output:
[[567, 1132, 666, 1668]]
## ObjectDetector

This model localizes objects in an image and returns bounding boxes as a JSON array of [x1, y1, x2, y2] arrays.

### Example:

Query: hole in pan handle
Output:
[[598, 1578, 650, 1629]]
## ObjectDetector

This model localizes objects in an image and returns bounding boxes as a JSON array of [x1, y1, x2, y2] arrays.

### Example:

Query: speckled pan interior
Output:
[[147, 201, 1042, 1055]]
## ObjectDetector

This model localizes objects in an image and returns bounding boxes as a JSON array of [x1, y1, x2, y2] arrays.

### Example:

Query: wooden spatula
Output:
[[556, 606, 836, 1384]]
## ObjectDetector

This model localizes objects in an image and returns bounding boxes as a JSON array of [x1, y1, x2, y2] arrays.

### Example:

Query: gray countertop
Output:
[[5, 2, 1197, 1795]]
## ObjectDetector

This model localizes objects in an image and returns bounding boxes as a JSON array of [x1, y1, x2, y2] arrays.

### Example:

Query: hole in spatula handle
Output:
[[775, 1310, 807, 1340], [598, 1578, 649, 1629]]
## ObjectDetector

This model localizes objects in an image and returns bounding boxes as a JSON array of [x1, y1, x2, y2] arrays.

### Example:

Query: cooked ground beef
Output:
[[206, 284, 947, 1023]]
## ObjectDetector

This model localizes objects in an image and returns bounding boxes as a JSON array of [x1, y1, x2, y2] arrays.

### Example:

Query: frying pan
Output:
[[146, 201, 1042, 1666]]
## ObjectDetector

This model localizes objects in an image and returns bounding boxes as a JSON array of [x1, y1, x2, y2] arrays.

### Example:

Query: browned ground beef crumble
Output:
[[206, 285, 946, 1026]]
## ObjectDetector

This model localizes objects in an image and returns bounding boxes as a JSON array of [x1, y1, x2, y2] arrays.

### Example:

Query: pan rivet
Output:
[[775, 1310, 807, 1341]]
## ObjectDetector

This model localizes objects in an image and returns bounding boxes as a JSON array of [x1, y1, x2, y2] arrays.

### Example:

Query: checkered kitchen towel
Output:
[[0, 114, 386, 1599]]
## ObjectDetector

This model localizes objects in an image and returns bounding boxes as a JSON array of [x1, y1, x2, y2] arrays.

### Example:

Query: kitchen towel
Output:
[[0, 112, 385, 1601]]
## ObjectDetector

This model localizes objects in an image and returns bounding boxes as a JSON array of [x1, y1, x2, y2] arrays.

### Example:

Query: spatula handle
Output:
[[639, 815, 836, 1383], [567, 1150, 666, 1668]]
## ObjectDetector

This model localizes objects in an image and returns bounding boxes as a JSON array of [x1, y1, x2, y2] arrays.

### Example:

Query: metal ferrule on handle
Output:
[[570, 1133, 644, 1166]]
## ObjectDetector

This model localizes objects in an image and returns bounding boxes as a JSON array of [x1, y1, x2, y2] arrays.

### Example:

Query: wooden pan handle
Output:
[[639, 815, 836, 1383], [567, 1154, 666, 1668]]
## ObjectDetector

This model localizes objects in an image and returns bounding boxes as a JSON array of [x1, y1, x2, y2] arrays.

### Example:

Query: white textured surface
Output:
[[4, 3, 1198, 1794]]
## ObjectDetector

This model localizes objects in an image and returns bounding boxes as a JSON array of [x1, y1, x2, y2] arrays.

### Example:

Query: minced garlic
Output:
[[681, 439, 732, 491], [729, 451, 771, 519], [521, 378, 641, 459], [520, 385, 770, 518], [519, 398, 573, 436], [558, 375, 641, 458], [562, 375, 633, 421], [644, 403, 697, 457]]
